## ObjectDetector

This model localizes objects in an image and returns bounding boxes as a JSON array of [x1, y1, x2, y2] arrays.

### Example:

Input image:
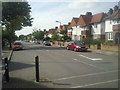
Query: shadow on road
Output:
[[9, 61, 34, 72], [2, 77, 49, 88], [22, 46, 92, 53], [23, 46, 67, 51]]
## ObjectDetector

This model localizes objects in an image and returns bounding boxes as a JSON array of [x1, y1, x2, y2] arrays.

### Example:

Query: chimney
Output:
[[86, 12, 92, 16], [68, 22, 71, 26], [114, 5, 118, 12], [44, 29, 46, 32], [55, 26, 58, 30], [108, 8, 113, 15]]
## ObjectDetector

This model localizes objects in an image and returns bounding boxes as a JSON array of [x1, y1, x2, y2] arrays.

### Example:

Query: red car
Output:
[[66, 41, 88, 52], [12, 42, 24, 51]]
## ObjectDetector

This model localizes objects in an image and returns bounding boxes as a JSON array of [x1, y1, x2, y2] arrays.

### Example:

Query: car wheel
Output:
[[67, 46, 69, 50], [74, 48, 77, 52]]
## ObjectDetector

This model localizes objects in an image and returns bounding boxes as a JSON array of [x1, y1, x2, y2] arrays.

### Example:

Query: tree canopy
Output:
[[2, 2, 33, 30], [33, 30, 44, 40], [2, 2, 33, 48]]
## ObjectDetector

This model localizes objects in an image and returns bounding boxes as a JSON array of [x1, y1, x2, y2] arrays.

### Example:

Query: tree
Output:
[[51, 31, 59, 41], [60, 29, 70, 42], [2, 2, 33, 48], [33, 30, 44, 40], [19, 35, 26, 40]]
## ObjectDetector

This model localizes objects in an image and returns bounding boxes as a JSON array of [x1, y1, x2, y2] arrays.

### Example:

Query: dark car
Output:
[[66, 41, 88, 52], [43, 41, 51, 46], [12, 42, 24, 50], [35, 40, 40, 44]]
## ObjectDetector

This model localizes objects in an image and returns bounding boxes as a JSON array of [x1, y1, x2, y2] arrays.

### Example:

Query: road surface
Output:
[[6, 42, 119, 88]]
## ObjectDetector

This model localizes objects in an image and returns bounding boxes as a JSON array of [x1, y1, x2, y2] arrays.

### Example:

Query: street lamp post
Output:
[[56, 21, 61, 47]]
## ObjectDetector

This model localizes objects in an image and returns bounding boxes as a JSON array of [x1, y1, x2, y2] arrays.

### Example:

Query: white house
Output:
[[104, 9, 120, 44], [68, 17, 79, 41], [77, 13, 92, 39], [90, 13, 107, 40]]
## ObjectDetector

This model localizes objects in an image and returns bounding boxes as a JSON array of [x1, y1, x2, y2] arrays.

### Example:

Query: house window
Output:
[[108, 32, 113, 40], [110, 20, 112, 24], [93, 34, 98, 39], [94, 24, 97, 28]]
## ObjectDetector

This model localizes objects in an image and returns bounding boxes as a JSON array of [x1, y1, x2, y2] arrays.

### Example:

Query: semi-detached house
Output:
[[90, 13, 107, 40], [104, 9, 120, 44], [66, 6, 120, 43], [77, 12, 92, 40], [68, 17, 79, 41]]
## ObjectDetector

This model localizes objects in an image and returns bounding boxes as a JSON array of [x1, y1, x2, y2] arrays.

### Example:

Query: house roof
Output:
[[70, 17, 79, 27], [90, 13, 107, 23], [77, 15, 92, 26], [104, 9, 120, 20], [73, 18, 79, 24]]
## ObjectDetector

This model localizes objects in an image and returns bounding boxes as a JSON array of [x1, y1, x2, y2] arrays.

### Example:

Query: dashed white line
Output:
[[53, 70, 118, 81], [73, 58, 78, 61], [79, 55, 103, 61], [70, 79, 119, 88]]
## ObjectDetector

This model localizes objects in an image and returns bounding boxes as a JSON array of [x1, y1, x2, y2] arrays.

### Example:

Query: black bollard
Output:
[[35, 56, 39, 82], [4, 57, 9, 82]]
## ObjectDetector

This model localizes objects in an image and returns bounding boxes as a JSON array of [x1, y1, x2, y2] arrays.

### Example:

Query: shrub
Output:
[[80, 38, 93, 45]]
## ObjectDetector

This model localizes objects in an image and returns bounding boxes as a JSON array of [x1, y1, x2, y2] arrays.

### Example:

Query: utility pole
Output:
[[56, 21, 62, 47]]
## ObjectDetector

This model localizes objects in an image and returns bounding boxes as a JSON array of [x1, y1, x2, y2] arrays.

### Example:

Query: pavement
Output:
[[1, 48, 54, 89], [1, 46, 119, 89], [58, 46, 119, 56]]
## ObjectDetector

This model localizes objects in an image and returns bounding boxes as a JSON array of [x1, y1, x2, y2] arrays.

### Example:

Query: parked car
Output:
[[66, 41, 88, 52], [43, 41, 51, 46], [12, 42, 24, 50], [35, 40, 40, 44]]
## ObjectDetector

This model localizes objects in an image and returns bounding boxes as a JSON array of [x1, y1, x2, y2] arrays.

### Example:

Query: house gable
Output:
[[77, 15, 92, 27], [70, 17, 79, 27]]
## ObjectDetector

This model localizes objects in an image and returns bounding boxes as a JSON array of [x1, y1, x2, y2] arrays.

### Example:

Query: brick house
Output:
[[44, 27, 58, 38], [57, 24, 69, 33], [77, 12, 92, 39], [68, 17, 79, 40], [90, 13, 107, 40]]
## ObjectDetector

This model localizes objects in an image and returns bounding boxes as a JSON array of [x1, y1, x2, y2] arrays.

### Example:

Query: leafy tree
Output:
[[2, 2, 33, 48], [60, 29, 70, 42], [81, 38, 93, 45], [51, 31, 59, 41], [43, 37, 51, 41], [33, 30, 44, 40], [19, 35, 26, 40]]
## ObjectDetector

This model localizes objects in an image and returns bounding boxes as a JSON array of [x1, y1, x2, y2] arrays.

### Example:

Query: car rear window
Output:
[[75, 42, 84, 45]]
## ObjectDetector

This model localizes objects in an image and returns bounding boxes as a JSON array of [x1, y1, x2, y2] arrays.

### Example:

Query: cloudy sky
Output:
[[15, 0, 119, 36]]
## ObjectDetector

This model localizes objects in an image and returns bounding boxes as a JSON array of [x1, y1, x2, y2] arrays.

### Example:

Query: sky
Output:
[[15, 0, 119, 36]]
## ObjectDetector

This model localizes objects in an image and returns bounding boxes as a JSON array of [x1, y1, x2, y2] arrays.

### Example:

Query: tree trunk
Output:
[[8, 39, 12, 49]]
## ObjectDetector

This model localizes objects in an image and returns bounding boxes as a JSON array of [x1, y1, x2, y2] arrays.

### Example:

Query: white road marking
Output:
[[53, 70, 118, 81], [91, 58, 103, 61], [70, 79, 119, 88], [72, 58, 105, 71], [73, 58, 78, 61], [79, 55, 103, 61]]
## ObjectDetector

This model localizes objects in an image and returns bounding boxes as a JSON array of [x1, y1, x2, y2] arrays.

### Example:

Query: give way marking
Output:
[[79, 55, 103, 61]]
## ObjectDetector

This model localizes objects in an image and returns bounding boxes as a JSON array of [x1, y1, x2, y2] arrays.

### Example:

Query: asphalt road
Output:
[[8, 42, 119, 88]]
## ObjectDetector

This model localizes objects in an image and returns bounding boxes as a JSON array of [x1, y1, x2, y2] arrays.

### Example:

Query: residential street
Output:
[[2, 42, 119, 88]]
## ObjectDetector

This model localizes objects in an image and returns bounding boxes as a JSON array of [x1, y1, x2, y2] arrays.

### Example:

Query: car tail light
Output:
[[76, 46, 80, 48]]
